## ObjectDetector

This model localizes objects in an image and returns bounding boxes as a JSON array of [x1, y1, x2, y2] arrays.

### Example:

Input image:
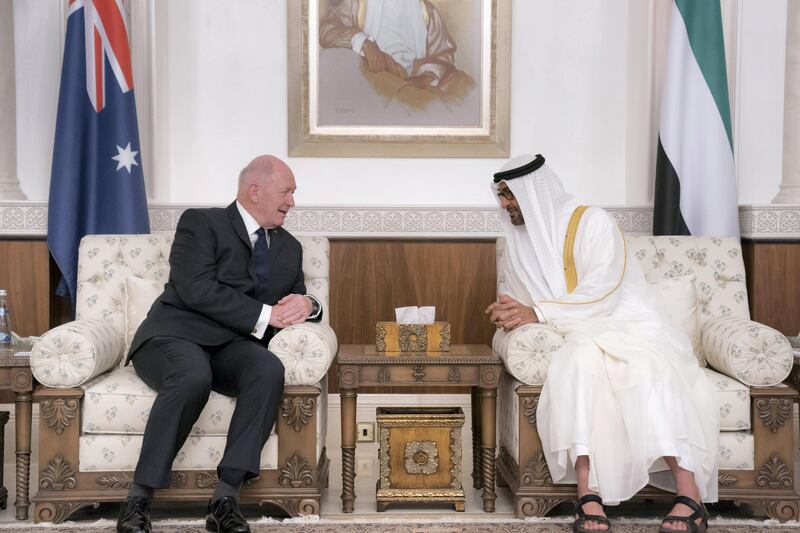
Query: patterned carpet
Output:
[[1, 517, 799, 532]]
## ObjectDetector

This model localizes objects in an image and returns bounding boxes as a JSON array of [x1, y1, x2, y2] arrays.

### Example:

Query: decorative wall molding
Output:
[[2, 201, 799, 240], [739, 205, 800, 240], [0, 202, 47, 236]]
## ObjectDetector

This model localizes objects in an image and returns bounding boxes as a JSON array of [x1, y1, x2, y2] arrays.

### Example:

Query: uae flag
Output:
[[653, 0, 739, 237]]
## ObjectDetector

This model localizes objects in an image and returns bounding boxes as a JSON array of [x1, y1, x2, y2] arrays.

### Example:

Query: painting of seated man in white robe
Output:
[[318, 0, 481, 127]]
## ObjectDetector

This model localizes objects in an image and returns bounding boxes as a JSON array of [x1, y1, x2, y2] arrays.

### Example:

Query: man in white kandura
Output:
[[320, 0, 459, 89], [486, 154, 718, 533]]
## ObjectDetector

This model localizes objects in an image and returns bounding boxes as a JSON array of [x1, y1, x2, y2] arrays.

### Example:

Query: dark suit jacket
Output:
[[128, 202, 321, 362]]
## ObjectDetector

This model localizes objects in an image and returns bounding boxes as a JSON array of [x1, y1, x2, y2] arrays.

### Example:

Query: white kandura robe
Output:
[[503, 207, 719, 505]]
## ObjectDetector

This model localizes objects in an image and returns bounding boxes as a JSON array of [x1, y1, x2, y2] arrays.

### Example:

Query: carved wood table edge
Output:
[[785, 352, 800, 397], [336, 344, 502, 514], [0, 345, 35, 520]]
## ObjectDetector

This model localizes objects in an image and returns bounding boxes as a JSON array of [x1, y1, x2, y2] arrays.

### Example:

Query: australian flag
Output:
[[49, 0, 150, 308]]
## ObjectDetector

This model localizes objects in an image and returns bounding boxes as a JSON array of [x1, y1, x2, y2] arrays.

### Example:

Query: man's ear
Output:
[[248, 183, 260, 203]]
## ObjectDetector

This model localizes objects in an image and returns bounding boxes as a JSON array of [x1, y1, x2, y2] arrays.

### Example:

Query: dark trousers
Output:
[[131, 336, 285, 488]]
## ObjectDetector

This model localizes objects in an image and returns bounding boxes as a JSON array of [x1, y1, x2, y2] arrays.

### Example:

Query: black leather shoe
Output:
[[116, 497, 151, 533], [206, 496, 250, 533]]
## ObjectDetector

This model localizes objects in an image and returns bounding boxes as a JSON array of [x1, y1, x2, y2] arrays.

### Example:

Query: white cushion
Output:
[[31, 319, 124, 387], [628, 236, 750, 328], [75, 235, 173, 337], [80, 366, 328, 471], [299, 236, 331, 325], [82, 366, 327, 456], [269, 322, 338, 386], [718, 432, 754, 470], [123, 276, 163, 356], [492, 324, 565, 386], [702, 368, 750, 431], [82, 366, 246, 437], [702, 316, 793, 386], [498, 371, 522, 459], [79, 433, 279, 472], [650, 275, 702, 365]]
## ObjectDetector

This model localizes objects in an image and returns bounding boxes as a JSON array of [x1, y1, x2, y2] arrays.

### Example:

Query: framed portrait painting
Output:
[[288, 0, 510, 157]]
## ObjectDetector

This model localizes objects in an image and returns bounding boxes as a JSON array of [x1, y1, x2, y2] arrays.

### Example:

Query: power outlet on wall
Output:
[[356, 422, 375, 442]]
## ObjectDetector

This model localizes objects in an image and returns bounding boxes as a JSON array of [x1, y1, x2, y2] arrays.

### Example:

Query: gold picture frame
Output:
[[288, 0, 510, 157]]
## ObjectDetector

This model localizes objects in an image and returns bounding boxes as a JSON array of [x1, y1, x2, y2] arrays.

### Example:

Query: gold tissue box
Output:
[[376, 406, 465, 512], [376, 322, 451, 352]]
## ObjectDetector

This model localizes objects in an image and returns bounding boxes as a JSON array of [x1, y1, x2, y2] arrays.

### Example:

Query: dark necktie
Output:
[[253, 227, 271, 290]]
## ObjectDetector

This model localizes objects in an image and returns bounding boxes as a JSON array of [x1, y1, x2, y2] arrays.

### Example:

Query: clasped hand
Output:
[[485, 293, 538, 332], [269, 294, 312, 329], [361, 40, 407, 78]]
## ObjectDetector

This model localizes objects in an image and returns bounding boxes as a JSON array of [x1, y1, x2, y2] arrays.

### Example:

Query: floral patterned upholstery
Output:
[[31, 232, 335, 473], [629, 236, 750, 327], [81, 366, 273, 436], [492, 323, 564, 386], [31, 319, 123, 388], [298, 236, 331, 326], [269, 322, 338, 386], [632, 236, 791, 385], [702, 316, 792, 386], [498, 371, 522, 460], [76, 235, 173, 335], [718, 432, 755, 470], [79, 434, 279, 472], [123, 276, 164, 354], [701, 368, 750, 432], [78, 366, 328, 471]]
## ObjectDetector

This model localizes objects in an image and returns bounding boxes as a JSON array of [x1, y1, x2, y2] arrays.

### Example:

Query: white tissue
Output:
[[395, 306, 435, 324]]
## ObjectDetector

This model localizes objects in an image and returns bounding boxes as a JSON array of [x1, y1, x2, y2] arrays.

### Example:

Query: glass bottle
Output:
[[0, 290, 11, 345]]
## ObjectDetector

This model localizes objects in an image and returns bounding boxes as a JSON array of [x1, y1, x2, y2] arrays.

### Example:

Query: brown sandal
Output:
[[659, 495, 709, 533], [573, 493, 612, 532]]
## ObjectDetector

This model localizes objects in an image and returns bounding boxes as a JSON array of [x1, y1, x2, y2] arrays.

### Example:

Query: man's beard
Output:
[[508, 208, 525, 225]]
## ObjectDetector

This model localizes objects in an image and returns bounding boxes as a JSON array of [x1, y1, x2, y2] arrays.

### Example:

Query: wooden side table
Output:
[[0, 346, 35, 520], [787, 352, 800, 392], [337, 344, 502, 513]]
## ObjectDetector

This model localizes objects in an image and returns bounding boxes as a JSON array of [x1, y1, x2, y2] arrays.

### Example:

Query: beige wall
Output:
[[11, 0, 790, 206]]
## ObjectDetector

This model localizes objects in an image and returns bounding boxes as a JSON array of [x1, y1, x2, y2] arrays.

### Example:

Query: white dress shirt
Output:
[[235, 201, 320, 340]]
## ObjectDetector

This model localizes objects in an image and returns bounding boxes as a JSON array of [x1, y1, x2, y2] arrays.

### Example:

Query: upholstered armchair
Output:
[[29, 234, 337, 523], [492, 236, 798, 520]]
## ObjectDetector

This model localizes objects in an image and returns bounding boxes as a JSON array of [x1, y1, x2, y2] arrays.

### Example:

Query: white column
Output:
[[130, 0, 157, 200], [773, 0, 800, 203], [0, 1, 26, 200]]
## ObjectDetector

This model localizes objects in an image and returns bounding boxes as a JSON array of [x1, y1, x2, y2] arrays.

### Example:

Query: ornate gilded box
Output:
[[376, 407, 465, 511], [375, 322, 451, 352]]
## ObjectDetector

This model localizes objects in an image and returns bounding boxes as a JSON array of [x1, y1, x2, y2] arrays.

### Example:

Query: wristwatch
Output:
[[307, 295, 321, 318]]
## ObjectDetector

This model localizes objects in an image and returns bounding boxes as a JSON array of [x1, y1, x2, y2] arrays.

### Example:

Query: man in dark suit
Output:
[[117, 156, 322, 533]]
